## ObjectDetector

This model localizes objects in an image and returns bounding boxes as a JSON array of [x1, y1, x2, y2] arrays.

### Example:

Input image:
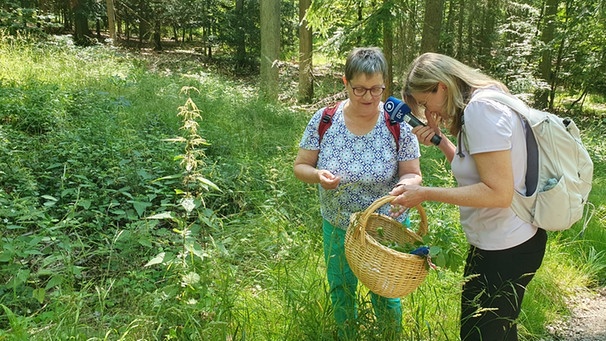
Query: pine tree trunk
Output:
[[298, 0, 313, 103], [106, 0, 116, 41]]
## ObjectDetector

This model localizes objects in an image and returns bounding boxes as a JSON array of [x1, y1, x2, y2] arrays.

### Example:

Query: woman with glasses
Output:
[[390, 52, 547, 341], [294, 47, 422, 339]]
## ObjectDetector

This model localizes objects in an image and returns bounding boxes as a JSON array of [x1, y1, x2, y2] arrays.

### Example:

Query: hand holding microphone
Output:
[[384, 96, 442, 146]]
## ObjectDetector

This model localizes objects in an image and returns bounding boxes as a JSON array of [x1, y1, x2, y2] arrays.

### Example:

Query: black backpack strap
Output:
[[385, 112, 400, 151]]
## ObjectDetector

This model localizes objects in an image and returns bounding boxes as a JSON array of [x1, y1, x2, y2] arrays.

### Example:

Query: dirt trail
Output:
[[543, 287, 606, 340]]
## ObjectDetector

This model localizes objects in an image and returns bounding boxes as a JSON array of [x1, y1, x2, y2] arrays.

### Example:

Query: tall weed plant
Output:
[[1, 33, 605, 340]]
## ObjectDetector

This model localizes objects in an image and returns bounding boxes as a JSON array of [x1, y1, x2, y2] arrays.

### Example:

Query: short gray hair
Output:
[[344, 47, 388, 82]]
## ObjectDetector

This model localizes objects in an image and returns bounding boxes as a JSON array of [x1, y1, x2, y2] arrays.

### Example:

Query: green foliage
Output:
[[552, 0, 606, 94], [1, 33, 605, 341], [306, 0, 393, 56], [0, 2, 43, 35], [492, 2, 545, 94]]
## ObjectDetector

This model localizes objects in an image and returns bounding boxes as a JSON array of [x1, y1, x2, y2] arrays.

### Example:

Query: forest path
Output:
[[543, 287, 606, 340]]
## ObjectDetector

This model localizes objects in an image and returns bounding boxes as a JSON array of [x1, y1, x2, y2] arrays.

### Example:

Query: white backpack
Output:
[[467, 90, 594, 231]]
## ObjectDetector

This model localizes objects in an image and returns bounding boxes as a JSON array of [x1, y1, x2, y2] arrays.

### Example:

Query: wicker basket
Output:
[[345, 195, 429, 298]]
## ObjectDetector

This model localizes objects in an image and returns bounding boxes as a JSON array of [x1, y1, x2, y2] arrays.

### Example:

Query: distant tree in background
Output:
[[420, 0, 443, 53], [106, 0, 116, 41], [538, 0, 560, 110], [260, 0, 280, 101], [298, 0, 313, 104]]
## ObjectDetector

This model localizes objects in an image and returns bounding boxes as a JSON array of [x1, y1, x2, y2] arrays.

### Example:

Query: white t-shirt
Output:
[[451, 89, 538, 250]]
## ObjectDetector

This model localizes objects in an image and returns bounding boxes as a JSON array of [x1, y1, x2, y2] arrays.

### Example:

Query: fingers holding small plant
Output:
[[317, 169, 341, 190]]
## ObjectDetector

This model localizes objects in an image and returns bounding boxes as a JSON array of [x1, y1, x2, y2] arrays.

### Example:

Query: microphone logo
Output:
[[384, 97, 411, 123]]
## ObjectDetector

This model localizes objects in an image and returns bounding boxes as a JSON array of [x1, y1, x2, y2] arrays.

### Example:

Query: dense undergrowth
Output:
[[1, 33, 605, 340]]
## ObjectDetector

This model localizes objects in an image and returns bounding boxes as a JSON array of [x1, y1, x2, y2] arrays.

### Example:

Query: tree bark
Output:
[[382, 0, 393, 100], [260, 0, 281, 101], [72, 0, 89, 45], [106, 0, 116, 42], [456, 0, 465, 58], [420, 0, 444, 53], [537, 0, 559, 109], [235, 0, 247, 72], [153, 20, 162, 51], [298, 0, 313, 103]]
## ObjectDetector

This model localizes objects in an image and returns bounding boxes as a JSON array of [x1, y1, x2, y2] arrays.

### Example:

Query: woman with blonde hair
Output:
[[391, 52, 547, 341]]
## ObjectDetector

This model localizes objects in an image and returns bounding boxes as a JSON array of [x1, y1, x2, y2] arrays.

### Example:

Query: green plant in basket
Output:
[[375, 226, 423, 253], [374, 222, 450, 271]]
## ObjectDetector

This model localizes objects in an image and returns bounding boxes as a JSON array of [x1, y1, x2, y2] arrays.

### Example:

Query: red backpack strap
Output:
[[318, 102, 340, 143], [384, 112, 401, 151]]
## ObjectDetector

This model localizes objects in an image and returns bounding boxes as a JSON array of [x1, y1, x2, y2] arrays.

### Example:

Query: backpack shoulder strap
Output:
[[468, 89, 540, 195], [470, 89, 539, 123], [318, 102, 340, 143], [384, 112, 400, 151]]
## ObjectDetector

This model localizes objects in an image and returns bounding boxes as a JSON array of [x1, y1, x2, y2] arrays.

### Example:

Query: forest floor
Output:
[[542, 287, 606, 341]]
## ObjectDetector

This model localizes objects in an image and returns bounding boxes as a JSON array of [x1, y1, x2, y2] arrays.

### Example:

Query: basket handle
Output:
[[356, 195, 428, 240]]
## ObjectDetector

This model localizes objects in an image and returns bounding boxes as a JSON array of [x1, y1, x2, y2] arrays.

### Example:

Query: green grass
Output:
[[1, 32, 605, 340]]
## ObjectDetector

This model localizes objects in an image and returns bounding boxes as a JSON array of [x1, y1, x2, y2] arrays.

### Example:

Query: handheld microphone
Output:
[[384, 96, 442, 146]]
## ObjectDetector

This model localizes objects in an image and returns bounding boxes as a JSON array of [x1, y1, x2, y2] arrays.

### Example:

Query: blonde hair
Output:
[[402, 53, 509, 135]]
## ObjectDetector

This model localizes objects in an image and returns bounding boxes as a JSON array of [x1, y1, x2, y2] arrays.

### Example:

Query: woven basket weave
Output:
[[345, 195, 429, 298]]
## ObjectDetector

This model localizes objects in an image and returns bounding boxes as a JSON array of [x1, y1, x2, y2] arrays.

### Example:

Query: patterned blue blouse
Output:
[[299, 100, 421, 229]]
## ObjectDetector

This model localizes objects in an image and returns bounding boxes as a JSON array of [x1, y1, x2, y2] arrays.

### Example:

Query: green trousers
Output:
[[322, 220, 402, 340]]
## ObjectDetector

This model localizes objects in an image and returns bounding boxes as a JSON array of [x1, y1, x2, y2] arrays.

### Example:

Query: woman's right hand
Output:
[[318, 170, 341, 190], [412, 111, 443, 146], [412, 125, 441, 146]]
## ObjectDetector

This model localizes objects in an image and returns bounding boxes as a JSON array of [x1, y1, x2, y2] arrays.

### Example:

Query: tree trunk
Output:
[[260, 0, 281, 101], [456, 0, 465, 58], [106, 0, 116, 41], [478, 0, 500, 69], [537, 0, 559, 109], [139, 19, 150, 46], [72, 0, 89, 45], [466, 0, 474, 60], [235, 0, 247, 72], [153, 20, 162, 51], [298, 0, 313, 103], [442, 0, 455, 56], [382, 0, 393, 100], [420, 0, 444, 53], [401, 1, 419, 67], [550, 34, 567, 110]]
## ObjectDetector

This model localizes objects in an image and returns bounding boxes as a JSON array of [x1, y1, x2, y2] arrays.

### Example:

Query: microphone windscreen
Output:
[[384, 96, 411, 123]]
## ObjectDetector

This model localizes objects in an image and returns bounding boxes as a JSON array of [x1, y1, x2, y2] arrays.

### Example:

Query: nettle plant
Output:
[[145, 86, 220, 281]]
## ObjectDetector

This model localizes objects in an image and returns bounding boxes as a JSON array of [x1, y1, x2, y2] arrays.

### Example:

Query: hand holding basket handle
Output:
[[345, 195, 430, 298], [355, 195, 428, 245]]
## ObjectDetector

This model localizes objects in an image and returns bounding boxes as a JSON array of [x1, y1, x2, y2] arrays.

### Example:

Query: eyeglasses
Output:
[[349, 84, 386, 97], [416, 86, 437, 111]]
